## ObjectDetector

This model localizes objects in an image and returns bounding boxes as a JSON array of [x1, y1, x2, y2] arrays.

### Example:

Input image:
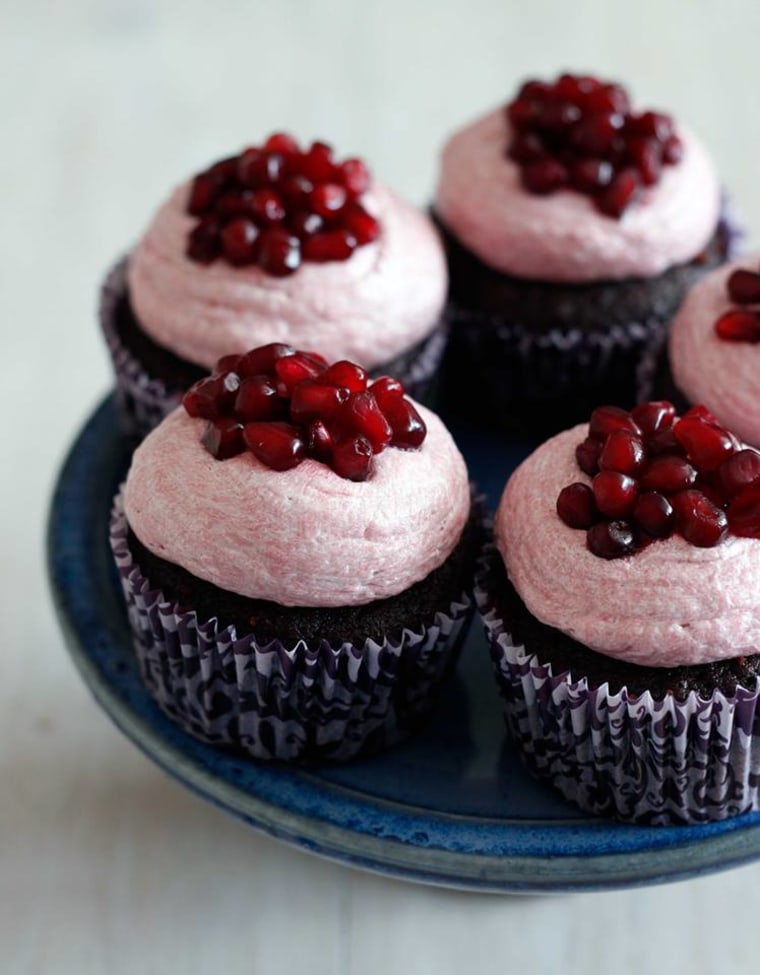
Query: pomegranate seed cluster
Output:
[[506, 73, 684, 218], [556, 402, 760, 559], [714, 262, 760, 343], [185, 133, 380, 277], [182, 343, 427, 481]]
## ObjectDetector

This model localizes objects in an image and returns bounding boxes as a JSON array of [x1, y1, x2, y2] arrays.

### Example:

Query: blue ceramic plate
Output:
[[47, 395, 760, 892]]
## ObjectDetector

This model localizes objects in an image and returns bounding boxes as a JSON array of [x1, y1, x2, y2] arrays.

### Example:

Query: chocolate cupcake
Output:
[[101, 134, 449, 437], [433, 72, 730, 436], [478, 400, 760, 824], [111, 344, 480, 762]]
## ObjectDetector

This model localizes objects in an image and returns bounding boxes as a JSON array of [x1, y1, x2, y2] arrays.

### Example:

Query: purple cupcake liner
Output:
[[475, 550, 760, 825], [110, 493, 473, 763], [99, 256, 449, 440]]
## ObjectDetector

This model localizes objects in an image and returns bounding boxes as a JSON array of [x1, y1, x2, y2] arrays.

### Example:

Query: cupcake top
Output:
[[670, 255, 760, 446], [495, 403, 760, 667], [434, 73, 720, 283], [124, 345, 470, 608], [127, 135, 447, 371]]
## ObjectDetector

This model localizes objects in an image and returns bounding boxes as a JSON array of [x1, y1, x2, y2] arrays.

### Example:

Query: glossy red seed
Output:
[[715, 310, 760, 343], [221, 218, 259, 265], [575, 437, 603, 476], [215, 371, 241, 412], [289, 211, 324, 237], [300, 142, 335, 183], [290, 381, 349, 422], [726, 269, 760, 305], [646, 425, 685, 456], [370, 376, 405, 411], [249, 189, 285, 225], [187, 172, 223, 216], [306, 419, 334, 462], [237, 343, 295, 378], [592, 470, 638, 517], [257, 228, 301, 276], [302, 229, 357, 262], [183, 377, 221, 419], [332, 436, 373, 481], [521, 158, 568, 194], [627, 137, 662, 186], [633, 491, 674, 538], [639, 455, 697, 493], [588, 405, 640, 441], [339, 158, 371, 197], [274, 351, 325, 392], [599, 431, 646, 475], [629, 111, 674, 142], [538, 100, 582, 131], [662, 135, 684, 164], [279, 175, 314, 208], [727, 486, 760, 538], [508, 131, 546, 163], [333, 391, 392, 453], [321, 360, 367, 393], [517, 79, 551, 101], [186, 217, 221, 263], [264, 132, 300, 155], [674, 416, 736, 472], [716, 449, 760, 500], [214, 353, 242, 375], [507, 97, 542, 129], [570, 158, 613, 192], [234, 375, 283, 422], [671, 490, 728, 547], [596, 168, 640, 218], [201, 418, 244, 460], [556, 482, 597, 529], [342, 205, 380, 245], [207, 156, 238, 185], [309, 183, 347, 218], [586, 521, 636, 559], [216, 191, 254, 219], [243, 422, 306, 471], [586, 83, 630, 115], [236, 148, 263, 187], [571, 112, 624, 155], [383, 397, 427, 449], [631, 401, 676, 438]]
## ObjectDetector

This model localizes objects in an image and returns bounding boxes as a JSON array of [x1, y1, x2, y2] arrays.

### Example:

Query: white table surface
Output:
[[4, 1, 760, 972]]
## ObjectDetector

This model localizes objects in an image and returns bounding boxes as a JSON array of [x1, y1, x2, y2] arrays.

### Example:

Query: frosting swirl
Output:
[[495, 425, 760, 667], [124, 403, 470, 607], [434, 107, 720, 282], [670, 255, 760, 448], [127, 182, 447, 370]]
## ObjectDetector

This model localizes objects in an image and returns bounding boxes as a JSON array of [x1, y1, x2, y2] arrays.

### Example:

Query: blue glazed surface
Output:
[[47, 395, 760, 892]]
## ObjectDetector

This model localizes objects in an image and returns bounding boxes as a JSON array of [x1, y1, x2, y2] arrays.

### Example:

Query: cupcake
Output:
[[433, 72, 731, 435], [110, 343, 480, 762], [101, 134, 448, 436], [666, 255, 760, 445], [478, 400, 760, 824]]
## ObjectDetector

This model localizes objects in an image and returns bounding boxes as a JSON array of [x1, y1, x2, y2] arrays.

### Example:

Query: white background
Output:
[[3, 1, 760, 972]]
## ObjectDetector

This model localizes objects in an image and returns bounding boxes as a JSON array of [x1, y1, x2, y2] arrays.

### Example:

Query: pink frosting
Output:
[[127, 181, 447, 370], [495, 425, 760, 667], [434, 107, 721, 283], [123, 404, 470, 608], [670, 254, 760, 447]]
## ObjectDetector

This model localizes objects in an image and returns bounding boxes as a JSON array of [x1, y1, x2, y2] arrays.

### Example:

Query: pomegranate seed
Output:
[[215, 370, 241, 412], [588, 405, 640, 441], [237, 148, 263, 187], [646, 426, 686, 457], [186, 217, 221, 263], [586, 521, 636, 559], [207, 156, 238, 185], [257, 228, 301, 276], [183, 377, 221, 419], [221, 218, 259, 266], [300, 141, 335, 183], [556, 483, 597, 529], [216, 191, 254, 219], [306, 420, 334, 462], [674, 416, 736, 472], [243, 422, 306, 471], [627, 138, 662, 186], [726, 269, 760, 305], [309, 183, 348, 218], [592, 470, 638, 517], [571, 112, 624, 155], [630, 111, 674, 142], [383, 397, 427, 448], [586, 83, 630, 115], [662, 135, 684, 164], [275, 351, 325, 393], [279, 175, 314, 208], [716, 449, 760, 500], [538, 101, 582, 131], [727, 487, 760, 538], [370, 376, 405, 411], [575, 437, 603, 476], [631, 401, 676, 439], [671, 490, 728, 547], [290, 381, 349, 422], [507, 97, 542, 129], [715, 310, 760, 343], [289, 211, 324, 237], [187, 172, 223, 216], [633, 492, 674, 538], [517, 80, 551, 101], [201, 418, 244, 460], [521, 158, 568, 194], [333, 391, 392, 453], [263, 132, 300, 155], [339, 158, 371, 197], [570, 158, 613, 192], [237, 343, 295, 377], [302, 230, 357, 263], [639, 455, 697, 494], [599, 431, 646, 475], [508, 131, 546, 163], [321, 360, 367, 393], [332, 436, 373, 481], [214, 354, 242, 375], [234, 375, 283, 422], [249, 189, 285, 225], [596, 168, 640, 218], [342, 205, 380, 245]]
